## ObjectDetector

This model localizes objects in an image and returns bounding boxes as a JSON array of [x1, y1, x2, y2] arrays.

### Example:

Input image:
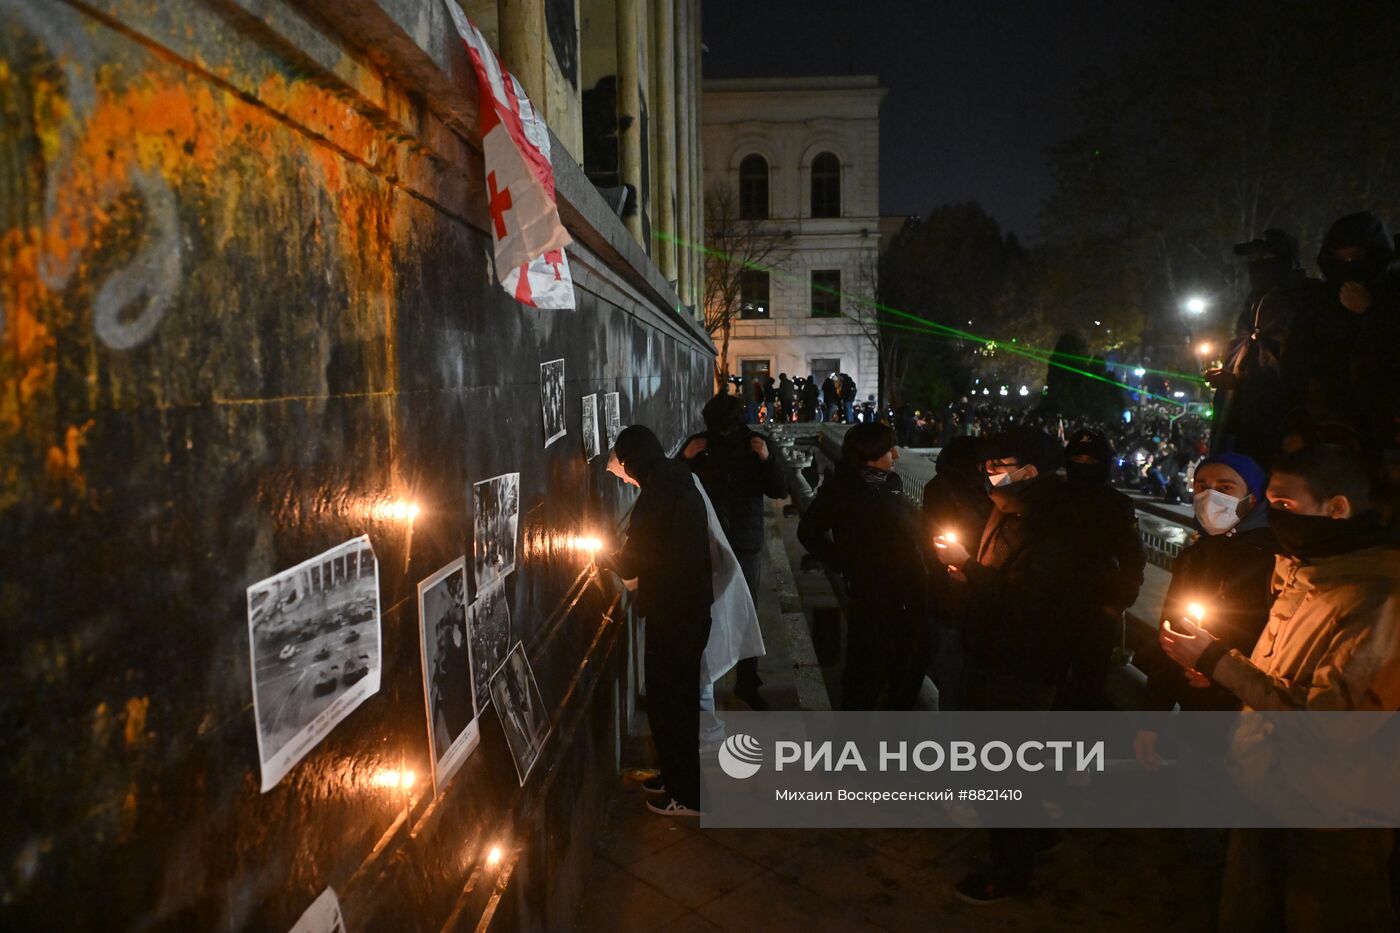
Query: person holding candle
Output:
[[935, 425, 1090, 904], [1159, 443, 1400, 931], [602, 426, 714, 818], [920, 436, 993, 710], [1135, 452, 1278, 770], [797, 422, 929, 710]]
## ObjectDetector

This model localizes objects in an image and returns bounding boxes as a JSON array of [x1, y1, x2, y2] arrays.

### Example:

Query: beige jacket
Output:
[[1213, 545, 1400, 712], [1213, 545, 1400, 823]]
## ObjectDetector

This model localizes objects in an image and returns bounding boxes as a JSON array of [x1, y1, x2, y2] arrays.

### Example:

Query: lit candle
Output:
[[1186, 602, 1208, 628], [486, 846, 503, 869]]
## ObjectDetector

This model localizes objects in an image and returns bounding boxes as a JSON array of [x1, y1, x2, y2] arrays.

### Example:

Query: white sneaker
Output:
[[646, 797, 702, 817]]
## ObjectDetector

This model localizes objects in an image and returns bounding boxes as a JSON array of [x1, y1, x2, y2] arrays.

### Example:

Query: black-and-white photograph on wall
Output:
[[417, 557, 480, 794], [472, 471, 520, 592], [246, 536, 381, 792], [604, 391, 621, 450], [490, 640, 551, 785], [467, 579, 512, 717], [581, 392, 600, 460], [541, 357, 566, 447]]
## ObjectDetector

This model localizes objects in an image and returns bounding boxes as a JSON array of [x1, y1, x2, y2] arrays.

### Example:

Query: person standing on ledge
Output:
[[602, 425, 713, 818], [679, 393, 786, 710]]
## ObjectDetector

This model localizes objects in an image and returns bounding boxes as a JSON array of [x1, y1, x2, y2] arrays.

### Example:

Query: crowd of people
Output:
[[731, 370, 867, 424], [600, 214, 1398, 927]]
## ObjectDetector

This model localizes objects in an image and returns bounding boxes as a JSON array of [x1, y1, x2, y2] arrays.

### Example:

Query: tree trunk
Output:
[[714, 318, 732, 393]]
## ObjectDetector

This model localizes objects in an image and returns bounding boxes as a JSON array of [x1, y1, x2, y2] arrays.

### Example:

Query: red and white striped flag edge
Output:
[[445, 2, 575, 309]]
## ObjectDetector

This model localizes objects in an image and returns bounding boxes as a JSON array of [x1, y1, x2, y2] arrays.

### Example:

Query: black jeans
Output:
[[841, 596, 929, 711], [734, 550, 763, 693], [963, 669, 1061, 889], [645, 608, 711, 809]]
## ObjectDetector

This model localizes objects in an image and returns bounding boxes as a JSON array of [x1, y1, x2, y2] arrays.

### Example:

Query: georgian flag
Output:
[[445, 2, 575, 309]]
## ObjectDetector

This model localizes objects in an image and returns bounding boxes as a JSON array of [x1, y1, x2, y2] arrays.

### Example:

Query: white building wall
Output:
[[702, 76, 885, 401]]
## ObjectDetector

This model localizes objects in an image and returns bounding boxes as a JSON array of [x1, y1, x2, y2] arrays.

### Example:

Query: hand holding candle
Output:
[[933, 530, 969, 566]]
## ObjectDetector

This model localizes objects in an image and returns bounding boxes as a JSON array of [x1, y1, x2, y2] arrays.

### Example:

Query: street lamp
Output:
[[1182, 295, 1208, 316]]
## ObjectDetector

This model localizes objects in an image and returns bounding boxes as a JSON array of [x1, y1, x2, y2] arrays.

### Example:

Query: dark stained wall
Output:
[[0, 0, 710, 929]]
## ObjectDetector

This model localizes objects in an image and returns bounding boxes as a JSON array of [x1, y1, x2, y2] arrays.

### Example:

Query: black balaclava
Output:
[[1317, 211, 1395, 285], [701, 393, 746, 434], [1065, 428, 1113, 487], [1235, 228, 1300, 294]]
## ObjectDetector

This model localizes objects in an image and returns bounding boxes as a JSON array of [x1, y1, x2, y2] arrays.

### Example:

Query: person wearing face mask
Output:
[[601, 426, 714, 817], [1134, 453, 1276, 770], [934, 426, 1088, 904], [1293, 210, 1394, 451], [1314, 211, 1400, 472], [798, 422, 929, 711], [1206, 229, 1327, 462], [679, 393, 787, 709], [1160, 443, 1400, 932], [1061, 429, 1146, 709]]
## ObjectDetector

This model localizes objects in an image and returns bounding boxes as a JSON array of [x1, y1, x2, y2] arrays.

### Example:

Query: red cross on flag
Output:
[[446, 2, 575, 310]]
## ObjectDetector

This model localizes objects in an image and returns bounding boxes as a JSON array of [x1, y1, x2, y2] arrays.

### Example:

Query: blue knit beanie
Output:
[[1198, 453, 1267, 501]]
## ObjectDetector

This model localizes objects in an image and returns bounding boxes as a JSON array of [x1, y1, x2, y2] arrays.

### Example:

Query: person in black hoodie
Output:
[[680, 393, 787, 709], [934, 425, 1085, 903], [1206, 229, 1328, 462], [798, 422, 928, 710], [604, 425, 713, 817], [1134, 453, 1276, 768], [1061, 428, 1146, 709], [921, 436, 992, 710], [1316, 211, 1400, 474]]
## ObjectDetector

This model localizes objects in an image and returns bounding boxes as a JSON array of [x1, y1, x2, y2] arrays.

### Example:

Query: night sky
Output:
[[702, 0, 1167, 240]]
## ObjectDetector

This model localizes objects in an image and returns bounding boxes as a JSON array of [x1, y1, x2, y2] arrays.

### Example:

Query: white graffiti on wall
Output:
[[2, 0, 183, 351]]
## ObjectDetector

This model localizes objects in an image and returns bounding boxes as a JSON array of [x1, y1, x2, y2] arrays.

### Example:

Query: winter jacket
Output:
[[1062, 481, 1146, 612], [614, 458, 713, 621], [1141, 505, 1277, 711], [1206, 542, 1400, 712], [958, 478, 1097, 685], [1212, 271, 1331, 462], [797, 462, 927, 612], [680, 427, 786, 556]]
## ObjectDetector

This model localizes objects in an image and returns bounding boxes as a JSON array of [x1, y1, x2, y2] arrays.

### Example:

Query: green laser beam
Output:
[[660, 229, 1209, 387]]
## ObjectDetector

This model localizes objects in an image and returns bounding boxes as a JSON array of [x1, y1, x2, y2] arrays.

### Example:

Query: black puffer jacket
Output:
[[1140, 505, 1277, 711], [798, 462, 926, 611], [681, 427, 786, 556]]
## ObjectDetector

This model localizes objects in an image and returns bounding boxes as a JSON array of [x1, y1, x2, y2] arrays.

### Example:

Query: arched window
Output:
[[810, 152, 841, 218], [738, 154, 769, 220]]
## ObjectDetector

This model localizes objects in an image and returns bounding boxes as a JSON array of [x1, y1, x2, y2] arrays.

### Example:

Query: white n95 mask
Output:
[[1194, 488, 1243, 535]]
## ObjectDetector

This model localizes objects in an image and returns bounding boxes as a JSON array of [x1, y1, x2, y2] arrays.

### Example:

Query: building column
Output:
[[689, 0, 704, 318], [651, 0, 677, 285], [498, 0, 547, 111], [616, 0, 644, 243], [674, 0, 693, 306]]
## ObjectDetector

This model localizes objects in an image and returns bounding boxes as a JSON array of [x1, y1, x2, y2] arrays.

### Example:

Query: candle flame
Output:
[[1186, 602, 1207, 623], [486, 845, 503, 868], [371, 768, 416, 789], [572, 535, 604, 554]]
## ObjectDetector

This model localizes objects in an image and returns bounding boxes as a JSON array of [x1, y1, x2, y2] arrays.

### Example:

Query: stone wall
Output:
[[0, 1, 711, 929]]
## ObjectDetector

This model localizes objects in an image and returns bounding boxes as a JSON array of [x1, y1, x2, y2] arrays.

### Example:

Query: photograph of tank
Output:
[[490, 640, 551, 785], [417, 557, 480, 794], [246, 536, 381, 791]]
